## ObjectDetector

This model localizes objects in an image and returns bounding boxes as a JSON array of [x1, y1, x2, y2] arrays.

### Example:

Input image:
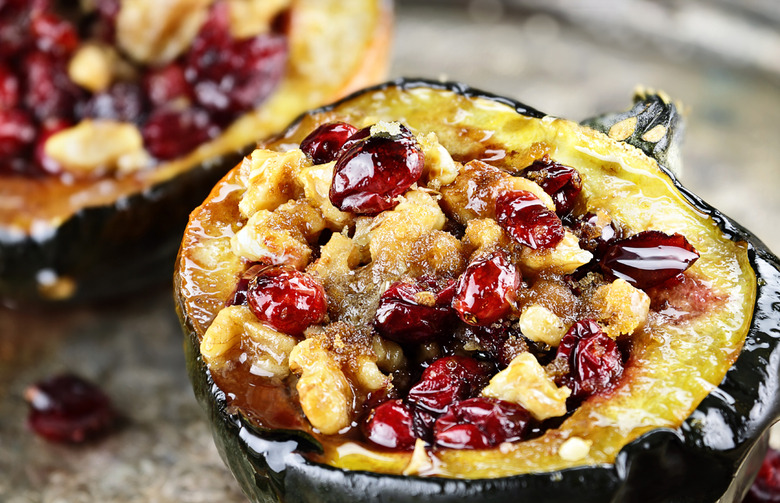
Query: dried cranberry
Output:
[[0, 4, 31, 58], [246, 265, 327, 336], [522, 156, 582, 215], [556, 320, 623, 401], [329, 123, 424, 214], [0, 107, 35, 158], [452, 250, 520, 326], [495, 190, 565, 249], [746, 448, 780, 503], [364, 399, 417, 450], [33, 117, 71, 174], [141, 106, 216, 161], [374, 278, 456, 345], [23, 50, 82, 120], [227, 263, 268, 307], [25, 373, 117, 443], [80, 81, 148, 123], [299, 121, 358, 165], [30, 9, 78, 55], [407, 356, 492, 415], [433, 397, 531, 449], [600, 230, 700, 289], [186, 2, 287, 115], [0, 64, 20, 109], [142, 63, 193, 108]]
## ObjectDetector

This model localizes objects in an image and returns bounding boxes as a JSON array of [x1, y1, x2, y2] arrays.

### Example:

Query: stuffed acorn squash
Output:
[[175, 80, 780, 502], [0, 0, 391, 303]]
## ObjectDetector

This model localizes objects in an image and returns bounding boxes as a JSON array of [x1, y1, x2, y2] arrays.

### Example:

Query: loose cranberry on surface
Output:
[[745, 448, 780, 503], [246, 265, 327, 336], [329, 123, 424, 214], [185, 2, 288, 116], [600, 230, 700, 290], [556, 319, 623, 401], [364, 399, 417, 451], [407, 356, 492, 415], [433, 397, 531, 449], [567, 211, 621, 258], [452, 250, 521, 326], [374, 278, 456, 344], [495, 190, 565, 250], [141, 106, 216, 161], [522, 156, 582, 216], [299, 121, 359, 165], [25, 373, 117, 443]]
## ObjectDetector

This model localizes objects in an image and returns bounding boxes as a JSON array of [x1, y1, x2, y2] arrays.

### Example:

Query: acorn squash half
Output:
[[0, 0, 391, 303], [175, 79, 780, 502]]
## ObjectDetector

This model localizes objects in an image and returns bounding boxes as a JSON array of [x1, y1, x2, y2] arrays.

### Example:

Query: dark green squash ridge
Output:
[[177, 78, 780, 503]]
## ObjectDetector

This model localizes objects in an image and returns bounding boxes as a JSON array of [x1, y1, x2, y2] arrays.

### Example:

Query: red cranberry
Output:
[[141, 106, 216, 161], [81, 81, 148, 123], [600, 230, 700, 289], [186, 2, 287, 115], [556, 320, 623, 401], [329, 123, 424, 214], [25, 373, 117, 443], [0, 4, 31, 58], [433, 397, 531, 449], [364, 399, 417, 451], [0, 108, 35, 158], [23, 50, 82, 120], [522, 156, 582, 216], [0, 64, 20, 109], [142, 62, 193, 108], [33, 117, 71, 174], [495, 190, 565, 249], [374, 278, 456, 344], [227, 263, 268, 307], [299, 121, 358, 165], [746, 448, 780, 503], [452, 250, 520, 326], [407, 356, 492, 415], [246, 265, 327, 336], [30, 9, 78, 55]]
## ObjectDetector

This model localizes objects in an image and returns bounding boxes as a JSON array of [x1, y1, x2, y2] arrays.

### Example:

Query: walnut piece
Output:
[[590, 278, 651, 338], [481, 352, 571, 421], [518, 304, 567, 347], [239, 148, 308, 219]]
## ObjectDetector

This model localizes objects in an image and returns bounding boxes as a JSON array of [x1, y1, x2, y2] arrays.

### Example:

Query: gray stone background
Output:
[[1, 1, 779, 501]]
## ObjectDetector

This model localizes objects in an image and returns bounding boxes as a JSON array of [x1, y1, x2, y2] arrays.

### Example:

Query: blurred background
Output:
[[1, 1, 779, 501]]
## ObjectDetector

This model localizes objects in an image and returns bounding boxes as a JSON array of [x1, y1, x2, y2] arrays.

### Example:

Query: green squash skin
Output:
[[0, 150, 246, 304], [177, 79, 780, 502]]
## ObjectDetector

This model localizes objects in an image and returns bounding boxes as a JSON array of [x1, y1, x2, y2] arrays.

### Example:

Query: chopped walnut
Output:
[[440, 160, 553, 225], [368, 190, 446, 278], [481, 352, 570, 421], [520, 231, 592, 275], [289, 338, 353, 435], [558, 437, 592, 461], [407, 230, 466, 280], [590, 278, 650, 338], [308, 232, 362, 280], [200, 305, 297, 378], [67, 43, 116, 93], [239, 149, 308, 219], [231, 199, 325, 269], [518, 304, 567, 347], [116, 0, 211, 65], [417, 132, 460, 189], [44, 120, 150, 175], [462, 218, 509, 259], [295, 161, 354, 230]]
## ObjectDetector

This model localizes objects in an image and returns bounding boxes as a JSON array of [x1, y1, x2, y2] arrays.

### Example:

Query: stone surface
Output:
[[1, 3, 778, 502]]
